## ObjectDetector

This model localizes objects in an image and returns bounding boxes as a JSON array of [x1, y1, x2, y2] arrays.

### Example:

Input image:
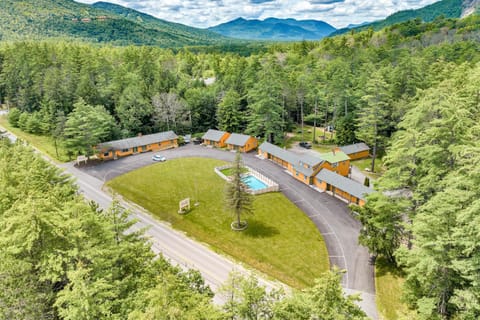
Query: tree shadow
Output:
[[375, 256, 405, 278], [243, 220, 279, 238]]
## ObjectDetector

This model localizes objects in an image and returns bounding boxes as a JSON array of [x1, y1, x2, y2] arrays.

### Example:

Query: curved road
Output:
[[76, 144, 377, 319]]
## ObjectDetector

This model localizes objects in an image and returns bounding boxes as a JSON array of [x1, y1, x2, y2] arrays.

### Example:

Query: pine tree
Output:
[[224, 152, 254, 231], [356, 70, 391, 173], [353, 193, 407, 264], [217, 89, 244, 133]]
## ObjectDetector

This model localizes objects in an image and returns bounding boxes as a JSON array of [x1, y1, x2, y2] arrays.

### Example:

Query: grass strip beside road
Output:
[[0, 116, 69, 162], [376, 257, 412, 319], [107, 157, 329, 288]]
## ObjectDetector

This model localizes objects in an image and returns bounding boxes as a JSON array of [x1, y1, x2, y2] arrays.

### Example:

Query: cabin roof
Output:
[[259, 142, 301, 165], [226, 133, 252, 147], [97, 131, 177, 151], [319, 150, 350, 163], [339, 143, 370, 155], [202, 129, 228, 142], [315, 169, 374, 200]]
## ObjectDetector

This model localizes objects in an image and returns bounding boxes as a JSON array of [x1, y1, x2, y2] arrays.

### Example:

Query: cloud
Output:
[[250, 0, 275, 3], [74, 0, 440, 29]]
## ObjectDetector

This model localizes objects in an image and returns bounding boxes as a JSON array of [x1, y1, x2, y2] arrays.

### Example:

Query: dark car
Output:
[[299, 141, 312, 149]]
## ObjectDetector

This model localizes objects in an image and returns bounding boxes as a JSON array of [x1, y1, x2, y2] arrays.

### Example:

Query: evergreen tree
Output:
[[62, 98, 116, 157], [353, 193, 407, 264], [356, 70, 391, 172], [217, 89, 244, 133], [225, 152, 254, 230]]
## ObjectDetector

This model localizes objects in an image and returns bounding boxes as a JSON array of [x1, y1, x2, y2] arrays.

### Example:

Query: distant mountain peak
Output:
[[208, 17, 336, 41]]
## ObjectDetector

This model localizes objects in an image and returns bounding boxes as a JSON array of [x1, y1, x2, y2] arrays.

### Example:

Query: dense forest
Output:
[[1, 12, 480, 319]]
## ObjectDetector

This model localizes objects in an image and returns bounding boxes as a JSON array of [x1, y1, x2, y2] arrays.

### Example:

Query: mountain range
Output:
[[207, 17, 337, 41], [334, 0, 479, 35], [0, 0, 227, 47], [0, 0, 478, 46]]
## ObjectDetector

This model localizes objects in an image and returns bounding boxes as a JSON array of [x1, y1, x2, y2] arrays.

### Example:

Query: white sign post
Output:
[[76, 155, 88, 166], [178, 198, 191, 214]]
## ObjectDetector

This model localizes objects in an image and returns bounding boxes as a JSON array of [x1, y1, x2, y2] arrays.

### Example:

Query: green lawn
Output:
[[285, 125, 335, 149], [376, 258, 412, 319], [351, 157, 385, 179], [107, 157, 329, 288], [0, 116, 69, 162], [219, 167, 248, 177]]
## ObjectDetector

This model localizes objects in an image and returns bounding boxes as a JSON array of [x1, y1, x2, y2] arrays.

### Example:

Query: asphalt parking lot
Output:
[[80, 143, 377, 318]]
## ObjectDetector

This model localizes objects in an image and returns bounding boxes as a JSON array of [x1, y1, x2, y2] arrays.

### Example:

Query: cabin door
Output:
[[133, 147, 138, 153]]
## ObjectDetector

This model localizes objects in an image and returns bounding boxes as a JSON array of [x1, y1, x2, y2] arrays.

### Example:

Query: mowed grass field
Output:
[[107, 157, 329, 288]]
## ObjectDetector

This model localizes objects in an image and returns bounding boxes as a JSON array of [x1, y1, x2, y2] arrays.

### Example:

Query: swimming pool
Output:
[[242, 175, 268, 191]]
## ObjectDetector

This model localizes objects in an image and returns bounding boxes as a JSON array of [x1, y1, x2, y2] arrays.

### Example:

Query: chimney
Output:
[[332, 148, 336, 155], [138, 132, 143, 137]]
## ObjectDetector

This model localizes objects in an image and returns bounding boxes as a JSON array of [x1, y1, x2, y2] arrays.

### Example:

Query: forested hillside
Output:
[[0, 0, 228, 47], [334, 0, 469, 35], [1, 12, 480, 319]]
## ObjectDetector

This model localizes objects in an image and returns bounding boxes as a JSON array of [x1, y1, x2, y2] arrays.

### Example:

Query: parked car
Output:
[[299, 141, 312, 149], [152, 154, 166, 162], [192, 137, 202, 145]]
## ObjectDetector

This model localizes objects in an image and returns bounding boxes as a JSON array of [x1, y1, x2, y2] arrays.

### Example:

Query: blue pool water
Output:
[[242, 175, 268, 190]]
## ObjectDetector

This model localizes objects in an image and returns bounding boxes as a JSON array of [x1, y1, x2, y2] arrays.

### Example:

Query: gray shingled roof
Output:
[[315, 169, 374, 200], [299, 154, 324, 167], [259, 142, 301, 165], [339, 143, 370, 155], [97, 131, 178, 151], [226, 133, 252, 147], [293, 164, 314, 177], [202, 129, 228, 142]]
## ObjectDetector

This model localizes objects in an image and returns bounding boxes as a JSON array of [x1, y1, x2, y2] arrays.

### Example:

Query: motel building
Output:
[[202, 129, 258, 153], [96, 131, 178, 160], [258, 141, 374, 206]]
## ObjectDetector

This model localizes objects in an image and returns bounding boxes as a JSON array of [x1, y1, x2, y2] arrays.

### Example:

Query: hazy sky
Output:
[[75, 0, 439, 29]]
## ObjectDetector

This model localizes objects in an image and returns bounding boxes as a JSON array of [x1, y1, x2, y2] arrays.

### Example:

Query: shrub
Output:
[[17, 112, 29, 131], [7, 108, 22, 127]]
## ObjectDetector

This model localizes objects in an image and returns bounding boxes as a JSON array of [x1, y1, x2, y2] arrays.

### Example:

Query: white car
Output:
[[152, 154, 166, 162]]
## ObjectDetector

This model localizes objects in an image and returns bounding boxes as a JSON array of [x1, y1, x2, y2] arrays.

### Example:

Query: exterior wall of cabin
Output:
[[320, 160, 350, 177], [292, 169, 311, 184], [99, 150, 115, 160], [243, 136, 258, 152], [149, 139, 178, 151], [204, 133, 230, 148], [218, 133, 231, 147], [348, 150, 370, 160], [97, 138, 178, 160]]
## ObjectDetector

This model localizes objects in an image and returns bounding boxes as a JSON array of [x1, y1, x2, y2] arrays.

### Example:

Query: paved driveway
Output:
[[81, 144, 377, 318]]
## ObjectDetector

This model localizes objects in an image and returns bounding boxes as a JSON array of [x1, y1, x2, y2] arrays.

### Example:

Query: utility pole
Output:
[[313, 96, 317, 144], [323, 100, 328, 142], [300, 100, 304, 142]]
